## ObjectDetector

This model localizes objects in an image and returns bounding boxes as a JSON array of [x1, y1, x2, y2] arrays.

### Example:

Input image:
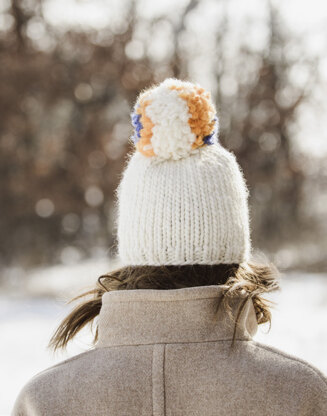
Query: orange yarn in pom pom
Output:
[[169, 85, 216, 150], [135, 98, 155, 157]]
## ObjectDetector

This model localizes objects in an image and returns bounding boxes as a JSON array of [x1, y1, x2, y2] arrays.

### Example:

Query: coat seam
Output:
[[152, 345, 166, 416], [152, 345, 154, 416], [101, 296, 241, 304], [96, 338, 252, 349], [163, 344, 166, 416]]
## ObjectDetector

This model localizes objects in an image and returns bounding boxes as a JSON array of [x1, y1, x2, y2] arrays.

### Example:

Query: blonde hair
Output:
[[49, 261, 280, 351]]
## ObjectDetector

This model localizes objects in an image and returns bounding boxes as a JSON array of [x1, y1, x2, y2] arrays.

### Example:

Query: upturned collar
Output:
[[96, 285, 258, 348]]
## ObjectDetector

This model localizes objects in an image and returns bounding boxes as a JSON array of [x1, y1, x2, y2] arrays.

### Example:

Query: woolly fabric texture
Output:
[[131, 78, 219, 160], [12, 286, 327, 416], [116, 78, 251, 266]]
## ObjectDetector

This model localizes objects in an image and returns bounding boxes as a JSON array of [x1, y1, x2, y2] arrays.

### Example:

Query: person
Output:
[[12, 78, 327, 415]]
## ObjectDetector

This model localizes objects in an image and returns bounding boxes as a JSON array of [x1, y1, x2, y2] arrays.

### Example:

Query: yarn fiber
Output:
[[115, 78, 251, 266], [131, 78, 219, 160]]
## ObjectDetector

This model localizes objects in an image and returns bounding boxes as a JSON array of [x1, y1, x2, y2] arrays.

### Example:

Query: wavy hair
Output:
[[49, 261, 280, 351]]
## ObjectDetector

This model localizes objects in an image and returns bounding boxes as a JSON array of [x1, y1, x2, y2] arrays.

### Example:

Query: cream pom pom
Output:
[[130, 78, 219, 160]]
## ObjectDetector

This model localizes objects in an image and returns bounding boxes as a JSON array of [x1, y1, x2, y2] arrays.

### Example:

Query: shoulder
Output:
[[12, 345, 151, 415], [24, 347, 98, 383], [12, 349, 97, 416], [250, 340, 327, 385], [246, 340, 327, 412]]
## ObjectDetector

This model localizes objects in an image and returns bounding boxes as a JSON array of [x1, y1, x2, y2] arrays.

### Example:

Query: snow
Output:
[[1, 260, 326, 415]]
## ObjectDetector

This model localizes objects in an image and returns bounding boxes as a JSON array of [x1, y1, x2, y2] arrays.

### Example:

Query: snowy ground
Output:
[[1, 259, 327, 415]]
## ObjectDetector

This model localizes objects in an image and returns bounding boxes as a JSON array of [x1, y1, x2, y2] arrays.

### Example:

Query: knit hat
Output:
[[115, 78, 251, 266]]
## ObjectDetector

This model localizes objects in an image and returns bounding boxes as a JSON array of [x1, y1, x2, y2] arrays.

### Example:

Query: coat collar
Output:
[[96, 285, 258, 348]]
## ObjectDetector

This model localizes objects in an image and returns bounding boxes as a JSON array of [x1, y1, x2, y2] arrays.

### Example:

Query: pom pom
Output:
[[130, 78, 219, 160]]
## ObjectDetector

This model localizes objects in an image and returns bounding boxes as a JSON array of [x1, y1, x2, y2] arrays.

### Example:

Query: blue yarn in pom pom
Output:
[[131, 108, 143, 144], [203, 116, 219, 145]]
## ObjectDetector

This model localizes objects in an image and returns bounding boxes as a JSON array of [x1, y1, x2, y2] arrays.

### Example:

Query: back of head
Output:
[[49, 78, 280, 352]]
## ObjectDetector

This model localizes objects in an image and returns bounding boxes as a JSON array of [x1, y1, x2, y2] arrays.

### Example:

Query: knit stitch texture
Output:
[[115, 78, 252, 266]]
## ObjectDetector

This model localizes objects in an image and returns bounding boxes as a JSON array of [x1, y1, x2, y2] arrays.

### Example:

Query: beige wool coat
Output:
[[12, 285, 327, 415]]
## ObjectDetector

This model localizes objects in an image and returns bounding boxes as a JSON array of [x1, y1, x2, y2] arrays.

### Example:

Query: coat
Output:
[[12, 284, 327, 415]]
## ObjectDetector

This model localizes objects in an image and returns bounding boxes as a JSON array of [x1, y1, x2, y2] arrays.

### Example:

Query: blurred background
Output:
[[1, 0, 327, 414]]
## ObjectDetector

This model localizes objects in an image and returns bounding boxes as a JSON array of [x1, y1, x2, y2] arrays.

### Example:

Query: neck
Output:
[[96, 285, 258, 348]]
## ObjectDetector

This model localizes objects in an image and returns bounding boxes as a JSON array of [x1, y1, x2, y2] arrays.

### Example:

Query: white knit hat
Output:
[[115, 78, 251, 266]]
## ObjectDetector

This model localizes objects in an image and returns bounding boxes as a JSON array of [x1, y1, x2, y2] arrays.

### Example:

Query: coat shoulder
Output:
[[246, 340, 327, 413], [12, 345, 154, 416], [11, 349, 97, 416], [250, 340, 327, 385]]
